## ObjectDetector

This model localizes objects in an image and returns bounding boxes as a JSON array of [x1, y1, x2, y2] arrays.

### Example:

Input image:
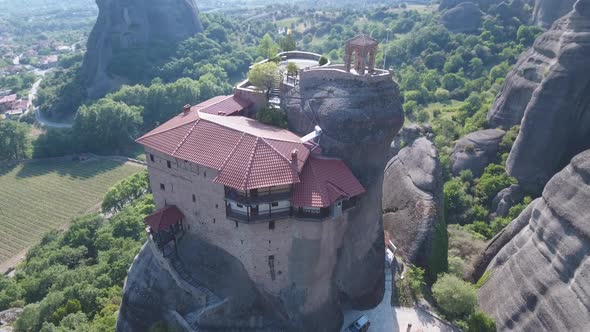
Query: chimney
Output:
[[291, 149, 298, 164], [183, 104, 191, 115]]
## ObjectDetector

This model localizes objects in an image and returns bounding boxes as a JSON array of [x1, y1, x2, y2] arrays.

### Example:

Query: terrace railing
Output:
[[224, 187, 292, 205], [226, 206, 292, 224]]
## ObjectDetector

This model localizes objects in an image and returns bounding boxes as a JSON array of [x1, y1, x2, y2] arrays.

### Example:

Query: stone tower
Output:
[[344, 34, 379, 75]]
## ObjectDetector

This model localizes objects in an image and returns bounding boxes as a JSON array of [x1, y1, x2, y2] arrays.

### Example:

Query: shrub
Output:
[[476, 270, 491, 288], [319, 56, 328, 66], [432, 273, 478, 319], [448, 255, 465, 278], [434, 88, 451, 102], [256, 106, 288, 129], [467, 311, 496, 332]]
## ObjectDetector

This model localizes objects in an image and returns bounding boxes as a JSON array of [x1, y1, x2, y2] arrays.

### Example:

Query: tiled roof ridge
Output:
[[308, 156, 328, 204], [172, 119, 201, 156], [325, 181, 350, 199], [216, 132, 247, 173], [260, 137, 299, 172], [194, 95, 232, 111], [242, 136, 261, 189], [138, 113, 199, 141]]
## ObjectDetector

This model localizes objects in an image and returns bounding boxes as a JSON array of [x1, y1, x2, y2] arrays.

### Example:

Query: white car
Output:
[[347, 315, 371, 332]]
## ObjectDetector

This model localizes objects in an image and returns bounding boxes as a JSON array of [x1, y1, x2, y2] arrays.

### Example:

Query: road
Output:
[[341, 268, 456, 332], [25, 69, 73, 128]]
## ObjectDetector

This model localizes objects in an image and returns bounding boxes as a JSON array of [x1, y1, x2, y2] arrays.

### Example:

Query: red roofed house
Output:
[[137, 95, 365, 291], [0, 94, 17, 112]]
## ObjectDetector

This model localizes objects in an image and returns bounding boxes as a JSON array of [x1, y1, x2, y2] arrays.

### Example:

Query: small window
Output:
[[160, 183, 165, 191], [269, 221, 275, 230], [204, 171, 207, 178], [192, 194, 196, 202], [237, 203, 244, 208], [149, 154, 154, 162], [215, 204, 219, 209], [167, 160, 172, 168], [271, 202, 279, 207], [337, 201, 342, 207]]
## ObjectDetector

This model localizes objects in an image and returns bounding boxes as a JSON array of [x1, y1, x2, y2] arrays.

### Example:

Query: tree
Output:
[[73, 99, 143, 153], [319, 56, 328, 66], [467, 311, 496, 332], [286, 62, 299, 78], [257, 33, 280, 60], [0, 120, 31, 160], [474, 164, 517, 205], [432, 273, 478, 319], [256, 106, 288, 129], [248, 62, 280, 100], [102, 172, 149, 214], [279, 33, 296, 52]]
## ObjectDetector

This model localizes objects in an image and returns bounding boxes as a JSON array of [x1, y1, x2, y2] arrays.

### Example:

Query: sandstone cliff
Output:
[[478, 149, 590, 331], [450, 129, 505, 177], [533, 0, 576, 27], [283, 69, 404, 329], [382, 138, 443, 271], [487, 0, 590, 193], [82, 0, 203, 99], [440, 2, 484, 33]]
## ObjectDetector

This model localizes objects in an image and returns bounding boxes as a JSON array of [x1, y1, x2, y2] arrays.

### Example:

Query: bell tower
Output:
[[344, 34, 379, 75]]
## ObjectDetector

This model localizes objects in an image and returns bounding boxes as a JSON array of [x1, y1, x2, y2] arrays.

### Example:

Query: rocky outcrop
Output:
[[389, 124, 434, 158], [0, 308, 22, 328], [491, 184, 524, 217], [439, 0, 501, 11], [450, 129, 506, 177], [82, 0, 203, 99], [283, 68, 404, 329], [117, 238, 279, 331], [488, 0, 590, 193], [478, 149, 590, 331], [382, 138, 443, 269], [440, 2, 484, 33], [533, 0, 576, 28]]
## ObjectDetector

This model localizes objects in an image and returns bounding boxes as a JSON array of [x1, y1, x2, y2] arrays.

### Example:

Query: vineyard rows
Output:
[[0, 159, 143, 265]]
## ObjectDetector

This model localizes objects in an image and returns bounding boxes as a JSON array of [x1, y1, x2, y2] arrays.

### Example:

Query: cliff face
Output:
[[487, 0, 590, 193], [382, 138, 443, 270], [82, 0, 202, 99], [283, 69, 404, 328], [478, 149, 590, 331], [533, 0, 576, 27]]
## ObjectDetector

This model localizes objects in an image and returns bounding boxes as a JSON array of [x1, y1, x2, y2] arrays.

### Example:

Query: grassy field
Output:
[[0, 158, 143, 266]]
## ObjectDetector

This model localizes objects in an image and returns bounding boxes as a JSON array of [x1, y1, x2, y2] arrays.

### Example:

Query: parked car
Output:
[[348, 315, 370, 332]]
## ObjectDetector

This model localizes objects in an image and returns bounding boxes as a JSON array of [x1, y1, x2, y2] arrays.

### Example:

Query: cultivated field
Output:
[[0, 158, 143, 267]]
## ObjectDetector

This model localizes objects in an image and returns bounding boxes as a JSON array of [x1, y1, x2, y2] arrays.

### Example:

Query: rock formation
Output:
[[82, 0, 203, 99], [490, 184, 524, 217], [282, 68, 404, 328], [487, 0, 590, 193], [382, 138, 443, 270], [440, 2, 484, 33], [389, 124, 434, 158], [118, 67, 404, 331], [439, 0, 502, 11], [533, 0, 576, 27], [450, 129, 505, 177], [477, 149, 590, 331]]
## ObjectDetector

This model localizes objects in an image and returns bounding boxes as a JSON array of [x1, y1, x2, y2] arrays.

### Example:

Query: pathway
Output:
[[342, 268, 457, 332]]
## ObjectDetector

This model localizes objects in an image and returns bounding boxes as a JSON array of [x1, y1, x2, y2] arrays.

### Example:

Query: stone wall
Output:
[[144, 147, 357, 330]]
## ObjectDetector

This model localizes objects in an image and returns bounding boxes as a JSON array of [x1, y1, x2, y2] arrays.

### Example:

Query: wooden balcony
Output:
[[224, 187, 292, 205], [226, 206, 292, 224]]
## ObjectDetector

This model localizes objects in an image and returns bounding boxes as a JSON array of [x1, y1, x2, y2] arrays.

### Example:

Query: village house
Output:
[[0, 94, 17, 112], [39, 55, 58, 69], [4, 99, 28, 119]]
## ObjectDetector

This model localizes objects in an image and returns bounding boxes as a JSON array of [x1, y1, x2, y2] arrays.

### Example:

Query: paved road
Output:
[[342, 268, 456, 332], [35, 108, 73, 128]]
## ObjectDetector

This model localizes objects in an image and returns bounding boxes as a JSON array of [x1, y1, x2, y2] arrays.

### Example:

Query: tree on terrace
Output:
[[248, 62, 281, 100]]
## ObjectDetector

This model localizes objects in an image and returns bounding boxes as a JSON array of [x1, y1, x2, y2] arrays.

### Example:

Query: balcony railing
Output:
[[224, 187, 292, 205], [292, 208, 331, 221], [226, 206, 292, 224]]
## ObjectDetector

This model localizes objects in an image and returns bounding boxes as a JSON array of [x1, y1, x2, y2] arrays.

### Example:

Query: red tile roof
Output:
[[292, 155, 366, 208], [137, 105, 310, 190], [190, 95, 251, 116], [0, 94, 17, 104], [145, 205, 184, 232], [347, 34, 379, 47]]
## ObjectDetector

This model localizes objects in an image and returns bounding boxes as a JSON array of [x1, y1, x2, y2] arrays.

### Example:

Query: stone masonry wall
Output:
[[145, 147, 355, 326]]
